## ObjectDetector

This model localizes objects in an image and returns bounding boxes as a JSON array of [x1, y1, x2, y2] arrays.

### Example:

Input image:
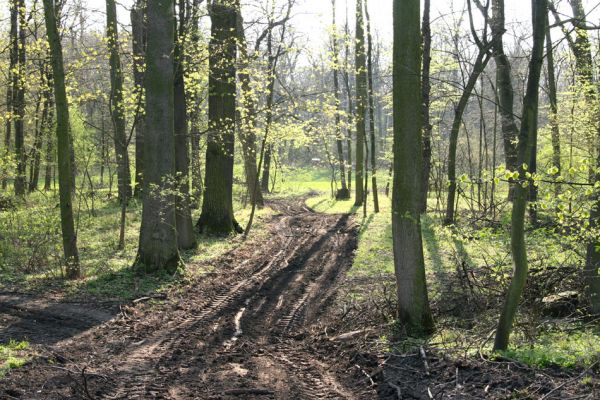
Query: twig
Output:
[[540, 361, 598, 399], [420, 346, 430, 375], [355, 364, 375, 386]]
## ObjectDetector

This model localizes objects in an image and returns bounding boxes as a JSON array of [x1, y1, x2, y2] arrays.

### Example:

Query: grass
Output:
[[0, 340, 30, 378], [0, 182, 273, 302], [300, 171, 592, 370]]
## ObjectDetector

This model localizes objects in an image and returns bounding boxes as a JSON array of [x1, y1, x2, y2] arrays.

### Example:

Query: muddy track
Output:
[[2, 198, 371, 399]]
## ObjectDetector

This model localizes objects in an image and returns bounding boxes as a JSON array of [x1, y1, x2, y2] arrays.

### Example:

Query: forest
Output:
[[0, 0, 599, 398]]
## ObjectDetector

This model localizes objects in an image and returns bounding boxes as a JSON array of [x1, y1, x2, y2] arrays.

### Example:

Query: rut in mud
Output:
[[2, 198, 373, 399]]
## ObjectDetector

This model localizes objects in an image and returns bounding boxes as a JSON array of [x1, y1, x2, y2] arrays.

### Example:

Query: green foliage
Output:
[[502, 330, 600, 368], [0, 340, 30, 377]]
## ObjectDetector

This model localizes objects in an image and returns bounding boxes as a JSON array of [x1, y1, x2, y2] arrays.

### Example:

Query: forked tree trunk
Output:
[[197, 0, 242, 235], [494, 0, 546, 351], [135, 0, 180, 271], [444, 50, 492, 225], [392, 0, 434, 336], [42, 0, 80, 278]]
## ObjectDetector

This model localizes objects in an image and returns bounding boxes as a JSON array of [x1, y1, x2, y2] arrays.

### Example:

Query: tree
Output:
[[491, 0, 519, 176], [135, 0, 180, 271], [444, 1, 492, 225], [494, 0, 546, 351], [392, 0, 434, 336], [42, 0, 80, 278], [364, 0, 378, 212], [353, 0, 367, 207], [13, 0, 26, 196], [420, 0, 432, 213], [331, 0, 349, 200], [131, 0, 146, 198], [197, 0, 242, 235], [174, 0, 196, 250]]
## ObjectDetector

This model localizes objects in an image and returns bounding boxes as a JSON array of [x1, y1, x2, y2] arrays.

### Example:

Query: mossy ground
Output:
[[0, 340, 29, 378]]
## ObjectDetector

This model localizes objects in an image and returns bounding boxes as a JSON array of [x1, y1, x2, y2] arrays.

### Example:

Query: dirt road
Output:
[[2, 199, 374, 399]]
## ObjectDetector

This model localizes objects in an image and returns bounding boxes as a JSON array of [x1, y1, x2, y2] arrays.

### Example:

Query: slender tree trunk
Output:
[[364, 0, 378, 212], [174, 0, 196, 249], [29, 87, 47, 193], [353, 0, 367, 207], [135, 0, 180, 271], [42, 0, 80, 278], [14, 0, 27, 196], [392, 0, 434, 336], [332, 0, 349, 200], [491, 0, 519, 180], [444, 50, 492, 225], [44, 70, 54, 192], [494, 0, 546, 351], [343, 14, 353, 192], [131, 0, 146, 198], [197, 0, 241, 235], [2, 0, 16, 191], [545, 11, 561, 195], [420, 0, 432, 213], [261, 145, 272, 193], [106, 0, 132, 205], [236, 10, 264, 207]]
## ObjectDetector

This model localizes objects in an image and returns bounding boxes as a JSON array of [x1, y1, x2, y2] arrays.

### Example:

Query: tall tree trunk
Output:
[[494, 0, 546, 351], [14, 0, 27, 196], [364, 0, 378, 212], [44, 69, 54, 192], [420, 0, 432, 213], [353, 0, 367, 207], [42, 0, 80, 278], [106, 0, 132, 204], [566, 0, 600, 313], [444, 50, 492, 225], [2, 0, 16, 191], [545, 11, 561, 195], [261, 145, 272, 193], [343, 11, 353, 191], [29, 85, 48, 193], [135, 0, 180, 271], [174, 0, 196, 249], [197, 0, 241, 235], [332, 0, 349, 200], [236, 9, 264, 207], [131, 0, 146, 198], [491, 0, 519, 179], [392, 0, 434, 336]]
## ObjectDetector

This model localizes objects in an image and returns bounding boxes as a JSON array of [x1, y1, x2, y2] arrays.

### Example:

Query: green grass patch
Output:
[[501, 330, 600, 368], [0, 340, 30, 377]]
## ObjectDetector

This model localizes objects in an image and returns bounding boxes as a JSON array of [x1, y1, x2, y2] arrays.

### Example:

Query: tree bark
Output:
[[491, 0, 519, 177], [174, 0, 196, 250], [444, 50, 492, 225], [392, 0, 434, 336], [545, 11, 561, 195], [364, 0, 378, 212], [42, 0, 80, 278], [14, 0, 27, 196], [332, 0, 349, 200], [106, 0, 132, 204], [197, 0, 242, 235], [494, 0, 546, 351], [420, 0, 432, 213], [131, 0, 146, 198], [236, 9, 264, 207], [353, 0, 367, 207], [135, 0, 180, 271]]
